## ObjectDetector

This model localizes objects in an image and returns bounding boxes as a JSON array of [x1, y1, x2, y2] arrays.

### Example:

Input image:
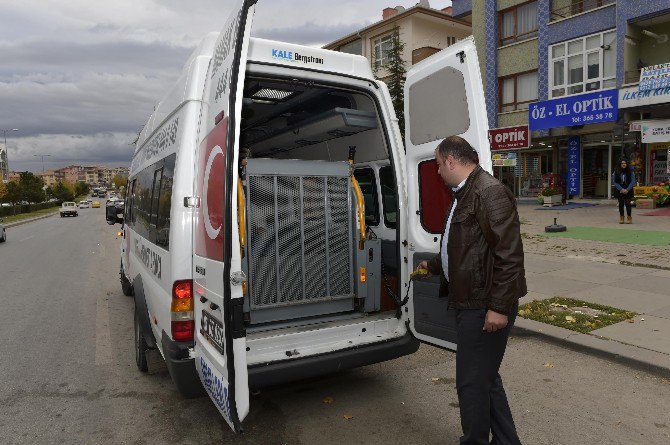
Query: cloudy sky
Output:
[[1, 0, 452, 173]]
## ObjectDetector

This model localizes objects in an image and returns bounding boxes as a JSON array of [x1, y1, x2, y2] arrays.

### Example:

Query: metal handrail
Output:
[[550, 0, 615, 21]]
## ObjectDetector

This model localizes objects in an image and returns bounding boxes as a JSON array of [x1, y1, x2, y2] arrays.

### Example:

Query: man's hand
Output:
[[483, 310, 508, 333], [621, 189, 628, 194]]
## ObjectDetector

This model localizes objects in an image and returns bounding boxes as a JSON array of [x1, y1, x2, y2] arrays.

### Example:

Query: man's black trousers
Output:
[[455, 303, 521, 445]]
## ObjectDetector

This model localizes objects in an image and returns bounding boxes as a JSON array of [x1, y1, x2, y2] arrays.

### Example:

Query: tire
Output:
[[0, 230, 5, 243], [135, 306, 149, 373], [120, 262, 134, 297]]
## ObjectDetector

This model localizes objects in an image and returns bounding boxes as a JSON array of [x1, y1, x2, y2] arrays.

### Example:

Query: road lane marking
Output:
[[19, 236, 34, 242], [95, 294, 113, 366]]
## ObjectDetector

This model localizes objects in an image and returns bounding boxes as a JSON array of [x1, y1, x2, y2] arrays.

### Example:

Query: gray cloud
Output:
[[1, 0, 452, 173]]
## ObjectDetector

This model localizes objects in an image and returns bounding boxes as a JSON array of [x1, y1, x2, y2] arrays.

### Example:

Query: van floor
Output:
[[246, 311, 397, 338]]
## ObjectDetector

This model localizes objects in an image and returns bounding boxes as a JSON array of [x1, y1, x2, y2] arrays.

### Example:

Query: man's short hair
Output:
[[436, 136, 479, 165]]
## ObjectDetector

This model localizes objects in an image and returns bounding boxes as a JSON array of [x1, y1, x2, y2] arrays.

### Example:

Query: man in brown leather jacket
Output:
[[418, 135, 526, 445]]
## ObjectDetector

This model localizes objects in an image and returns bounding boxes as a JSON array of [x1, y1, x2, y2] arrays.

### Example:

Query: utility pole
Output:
[[33, 154, 52, 172]]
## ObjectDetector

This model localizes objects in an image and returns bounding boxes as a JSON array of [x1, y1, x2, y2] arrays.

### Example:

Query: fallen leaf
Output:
[[431, 377, 440, 382], [640, 318, 645, 321], [323, 396, 333, 404], [565, 316, 576, 323], [543, 362, 554, 368], [627, 319, 635, 323], [343, 414, 354, 420]]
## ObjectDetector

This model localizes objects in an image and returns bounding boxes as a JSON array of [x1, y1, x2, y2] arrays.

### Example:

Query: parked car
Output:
[[0, 218, 6, 243], [91, 201, 101, 208], [60, 202, 78, 217], [79, 201, 90, 209]]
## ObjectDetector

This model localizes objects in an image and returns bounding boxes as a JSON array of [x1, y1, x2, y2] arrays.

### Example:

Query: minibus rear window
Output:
[[418, 159, 454, 234]]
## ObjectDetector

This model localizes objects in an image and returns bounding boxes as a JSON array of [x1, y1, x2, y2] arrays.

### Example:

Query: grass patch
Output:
[[1, 207, 59, 224], [518, 297, 636, 334], [541, 226, 670, 246]]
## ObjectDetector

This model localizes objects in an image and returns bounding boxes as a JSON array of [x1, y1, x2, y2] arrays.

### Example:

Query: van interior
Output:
[[238, 75, 400, 332]]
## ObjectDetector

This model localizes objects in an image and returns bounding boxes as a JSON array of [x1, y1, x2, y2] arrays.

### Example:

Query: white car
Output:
[[79, 201, 90, 208], [59, 202, 78, 217]]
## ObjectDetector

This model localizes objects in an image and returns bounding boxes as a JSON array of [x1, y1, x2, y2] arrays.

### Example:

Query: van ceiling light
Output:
[[251, 88, 297, 103]]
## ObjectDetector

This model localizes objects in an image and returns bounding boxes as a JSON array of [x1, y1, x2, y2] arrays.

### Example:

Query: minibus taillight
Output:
[[171, 280, 194, 342]]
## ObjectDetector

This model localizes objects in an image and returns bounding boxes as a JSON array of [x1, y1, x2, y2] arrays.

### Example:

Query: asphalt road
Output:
[[0, 208, 669, 444]]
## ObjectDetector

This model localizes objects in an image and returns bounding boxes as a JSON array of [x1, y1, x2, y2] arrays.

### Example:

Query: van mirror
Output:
[[105, 205, 122, 225]]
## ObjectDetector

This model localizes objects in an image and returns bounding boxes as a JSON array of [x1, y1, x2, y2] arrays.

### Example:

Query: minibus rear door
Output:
[[402, 37, 492, 350], [192, 0, 256, 433]]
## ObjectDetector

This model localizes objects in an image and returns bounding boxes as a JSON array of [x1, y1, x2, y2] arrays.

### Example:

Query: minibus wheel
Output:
[[134, 306, 149, 372]]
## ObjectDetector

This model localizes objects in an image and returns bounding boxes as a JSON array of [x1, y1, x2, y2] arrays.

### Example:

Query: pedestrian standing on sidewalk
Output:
[[613, 159, 635, 224], [417, 136, 526, 445]]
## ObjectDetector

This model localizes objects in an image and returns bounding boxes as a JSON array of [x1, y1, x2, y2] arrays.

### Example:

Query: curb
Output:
[[512, 318, 670, 379], [4, 212, 58, 228]]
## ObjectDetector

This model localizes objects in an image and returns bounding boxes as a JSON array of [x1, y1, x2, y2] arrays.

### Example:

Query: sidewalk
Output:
[[517, 199, 670, 269], [513, 200, 670, 376]]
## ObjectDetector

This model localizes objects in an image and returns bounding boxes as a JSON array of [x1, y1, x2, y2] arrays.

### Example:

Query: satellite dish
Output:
[[417, 0, 431, 8]]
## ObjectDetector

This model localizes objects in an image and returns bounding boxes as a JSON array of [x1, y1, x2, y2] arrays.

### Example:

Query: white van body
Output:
[[117, 0, 490, 433]]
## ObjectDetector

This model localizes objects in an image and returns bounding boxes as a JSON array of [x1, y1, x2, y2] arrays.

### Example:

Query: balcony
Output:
[[551, 0, 615, 22]]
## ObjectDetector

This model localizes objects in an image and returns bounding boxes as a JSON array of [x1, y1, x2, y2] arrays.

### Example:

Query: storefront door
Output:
[[582, 143, 612, 198]]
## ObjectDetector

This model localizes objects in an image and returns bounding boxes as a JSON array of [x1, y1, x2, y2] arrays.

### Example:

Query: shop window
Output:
[[353, 168, 380, 226], [549, 29, 616, 98], [499, 71, 538, 112], [418, 159, 453, 234], [499, 1, 538, 46]]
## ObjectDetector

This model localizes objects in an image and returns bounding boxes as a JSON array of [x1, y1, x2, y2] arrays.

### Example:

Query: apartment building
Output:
[[453, 0, 670, 198], [324, 1, 472, 80]]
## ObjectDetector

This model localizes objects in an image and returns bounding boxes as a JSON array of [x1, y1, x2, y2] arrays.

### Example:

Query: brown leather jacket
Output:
[[426, 165, 527, 316]]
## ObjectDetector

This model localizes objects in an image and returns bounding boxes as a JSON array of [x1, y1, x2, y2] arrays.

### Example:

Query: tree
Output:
[[53, 181, 75, 202], [0, 181, 7, 202], [112, 174, 128, 190], [18, 172, 46, 203], [4, 181, 22, 213], [373, 27, 407, 142], [75, 181, 90, 197]]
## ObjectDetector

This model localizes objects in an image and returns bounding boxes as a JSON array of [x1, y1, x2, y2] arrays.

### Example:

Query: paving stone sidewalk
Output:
[[517, 199, 670, 269]]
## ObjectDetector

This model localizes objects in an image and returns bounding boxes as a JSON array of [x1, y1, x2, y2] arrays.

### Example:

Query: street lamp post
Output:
[[1, 128, 19, 181], [33, 154, 52, 172]]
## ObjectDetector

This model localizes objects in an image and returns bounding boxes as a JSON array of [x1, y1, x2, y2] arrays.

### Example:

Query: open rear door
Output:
[[192, 0, 256, 433], [403, 37, 491, 351]]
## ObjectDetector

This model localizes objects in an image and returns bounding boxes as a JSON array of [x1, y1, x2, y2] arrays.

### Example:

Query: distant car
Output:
[[92, 201, 101, 208], [60, 202, 78, 217], [0, 218, 6, 243], [79, 201, 90, 209], [1, 203, 11, 208]]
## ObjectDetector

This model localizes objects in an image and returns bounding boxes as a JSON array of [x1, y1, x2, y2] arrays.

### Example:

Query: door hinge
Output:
[[231, 298, 246, 339], [184, 196, 199, 208], [456, 51, 465, 63]]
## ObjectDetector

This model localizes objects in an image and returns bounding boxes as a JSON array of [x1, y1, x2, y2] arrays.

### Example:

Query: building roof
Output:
[[323, 5, 471, 49]]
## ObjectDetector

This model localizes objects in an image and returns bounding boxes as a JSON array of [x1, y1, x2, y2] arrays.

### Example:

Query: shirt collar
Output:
[[452, 178, 467, 193]]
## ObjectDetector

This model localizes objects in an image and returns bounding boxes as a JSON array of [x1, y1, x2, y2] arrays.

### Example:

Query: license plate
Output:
[[201, 310, 225, 355]]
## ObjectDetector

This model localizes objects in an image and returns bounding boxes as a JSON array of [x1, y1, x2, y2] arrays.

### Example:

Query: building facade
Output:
[[324, 2, 472, 80], [453, 0, 670, 198]]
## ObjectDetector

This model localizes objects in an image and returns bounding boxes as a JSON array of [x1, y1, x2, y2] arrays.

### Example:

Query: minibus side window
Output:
[[150, 167, 163, 231], [418, 159, 453, 234], [379, 166, 397, 229], [156, 154, 175, 249], [127, 179, 136, 226], [353, 168, 380, 226]]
